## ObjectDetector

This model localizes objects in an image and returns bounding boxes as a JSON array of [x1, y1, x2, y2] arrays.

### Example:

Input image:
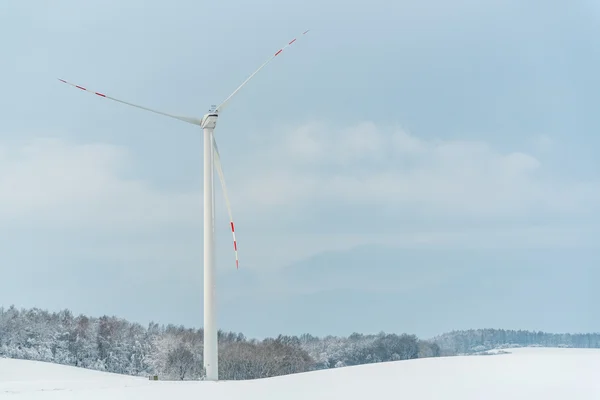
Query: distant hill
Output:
[[432, 328, 600, 356]]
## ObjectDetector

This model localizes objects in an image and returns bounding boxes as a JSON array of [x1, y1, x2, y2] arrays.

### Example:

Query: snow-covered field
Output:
[[2, 347, 599, 399]]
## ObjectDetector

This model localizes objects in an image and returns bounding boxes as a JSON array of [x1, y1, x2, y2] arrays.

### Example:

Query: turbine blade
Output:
[[212, 136, 239, 269], [58, 78, 203, 126], [215, 30, 310, 113]]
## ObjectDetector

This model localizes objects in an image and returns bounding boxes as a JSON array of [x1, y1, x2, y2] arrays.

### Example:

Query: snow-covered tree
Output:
[[7, 305, 596, 381]]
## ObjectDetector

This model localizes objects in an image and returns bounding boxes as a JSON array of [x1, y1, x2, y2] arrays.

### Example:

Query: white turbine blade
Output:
[[212, 136, 239, 269], [58, 78, 203, 126], [215, 30, 310, 113]]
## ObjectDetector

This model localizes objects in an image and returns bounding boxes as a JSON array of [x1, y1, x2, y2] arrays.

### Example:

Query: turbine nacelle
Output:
[[200, 112, 219, 129]]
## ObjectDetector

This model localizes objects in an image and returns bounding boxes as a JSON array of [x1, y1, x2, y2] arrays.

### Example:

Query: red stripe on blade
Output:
[[75, 85, 86, 90], [233, 241, 237, 251], [230, 222, 235, 232], [289, 38, 297, 45], [95, 92, 106, 97], [274, 49, 283, 56]]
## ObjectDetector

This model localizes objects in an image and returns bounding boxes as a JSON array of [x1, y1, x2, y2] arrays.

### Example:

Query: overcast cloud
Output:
[[1, 0, 599, 336]]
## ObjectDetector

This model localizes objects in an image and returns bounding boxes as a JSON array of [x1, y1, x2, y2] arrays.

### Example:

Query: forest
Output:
[[1, 306, 598, 380]]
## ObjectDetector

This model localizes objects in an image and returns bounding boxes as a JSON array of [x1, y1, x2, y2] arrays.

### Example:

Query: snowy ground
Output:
[[2, 347, 600, 399]]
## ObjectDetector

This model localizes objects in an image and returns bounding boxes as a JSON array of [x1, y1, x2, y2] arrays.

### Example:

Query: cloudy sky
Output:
[[1, 0, 599, 339]]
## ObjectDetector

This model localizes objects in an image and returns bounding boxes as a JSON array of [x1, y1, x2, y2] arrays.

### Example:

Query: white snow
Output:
[[2, 347, 600, 399]]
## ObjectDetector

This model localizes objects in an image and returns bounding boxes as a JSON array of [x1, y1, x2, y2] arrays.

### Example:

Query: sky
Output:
[[1, 0, 599, 339]]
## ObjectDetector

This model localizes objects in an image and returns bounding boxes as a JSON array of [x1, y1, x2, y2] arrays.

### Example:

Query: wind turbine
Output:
[[58, 30, 310, 381]]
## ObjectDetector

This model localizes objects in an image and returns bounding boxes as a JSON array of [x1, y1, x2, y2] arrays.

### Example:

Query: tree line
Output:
[[1, 306, 598, 380], [0, 305, 437, 380]]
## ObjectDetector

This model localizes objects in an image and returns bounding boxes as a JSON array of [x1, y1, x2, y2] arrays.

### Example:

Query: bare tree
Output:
[[167, 344, 196, 380]]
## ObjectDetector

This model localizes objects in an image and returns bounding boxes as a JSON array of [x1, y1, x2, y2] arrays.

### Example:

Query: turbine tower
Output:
[[58, 30, 310, 381]]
